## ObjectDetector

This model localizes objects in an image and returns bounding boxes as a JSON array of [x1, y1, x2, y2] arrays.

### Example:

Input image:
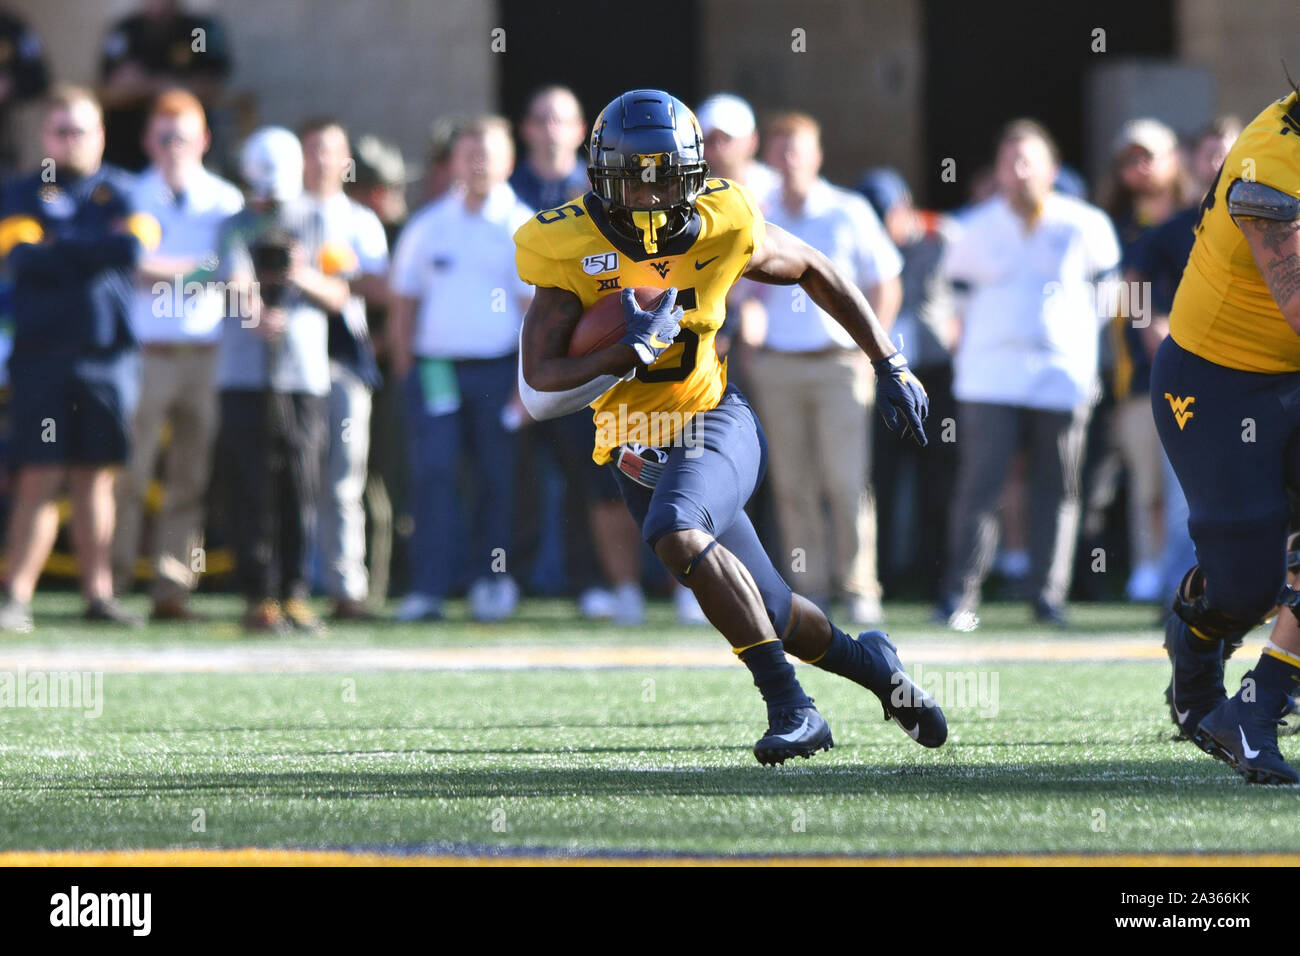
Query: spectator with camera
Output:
[[213, 126, 350, 633]]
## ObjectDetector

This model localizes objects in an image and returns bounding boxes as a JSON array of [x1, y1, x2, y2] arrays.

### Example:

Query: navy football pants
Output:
[[1150, 336, 1300, 621], [612, 385, 795, 635]]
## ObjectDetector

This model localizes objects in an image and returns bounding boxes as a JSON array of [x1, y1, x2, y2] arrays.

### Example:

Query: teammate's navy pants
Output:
[[1150, 336, 1300, 621], [612, 384, 795, 635]]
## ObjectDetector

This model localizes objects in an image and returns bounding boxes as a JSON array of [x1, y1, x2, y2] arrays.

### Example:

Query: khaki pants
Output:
[[749, 348, 880, 602], [113, 346, 219, 600], [1114, 394, 1165, 566]]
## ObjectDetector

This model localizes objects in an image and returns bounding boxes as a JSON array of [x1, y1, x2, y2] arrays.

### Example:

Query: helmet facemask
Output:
[[591, 161, 707, 253]]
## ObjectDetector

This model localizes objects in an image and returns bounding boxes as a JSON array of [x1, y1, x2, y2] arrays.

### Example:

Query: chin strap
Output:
[[631, 210, 669, 253]]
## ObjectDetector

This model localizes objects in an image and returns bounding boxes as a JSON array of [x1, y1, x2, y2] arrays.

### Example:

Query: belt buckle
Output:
[[616, 442, 669, 489]]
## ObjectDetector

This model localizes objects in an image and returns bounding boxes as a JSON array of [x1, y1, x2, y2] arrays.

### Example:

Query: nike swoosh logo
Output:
[[694, 256, 719, 270], [894, 716, 922, 741], [774, 715, 811, 743], [1239, 725, 1261, 759], [648, 333, 673, 349], [1172, 672, 1190, 725]]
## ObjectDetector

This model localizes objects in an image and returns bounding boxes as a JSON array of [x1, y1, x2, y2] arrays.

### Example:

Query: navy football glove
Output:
[[873, 352, 929, 447], [620, 287, 683, 365]]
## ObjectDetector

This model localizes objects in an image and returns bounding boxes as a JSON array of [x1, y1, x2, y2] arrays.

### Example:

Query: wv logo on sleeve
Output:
[[1165, 393, 1196, 430]]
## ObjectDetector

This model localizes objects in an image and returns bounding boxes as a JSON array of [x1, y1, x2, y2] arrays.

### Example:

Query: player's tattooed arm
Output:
[[1237, 216, 1300, 331], [743, 223, 897, 362], [520, 285, 638, 391]]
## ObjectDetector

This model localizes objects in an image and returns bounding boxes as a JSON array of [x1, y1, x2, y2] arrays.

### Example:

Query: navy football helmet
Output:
[[587, 89, 709, 252]]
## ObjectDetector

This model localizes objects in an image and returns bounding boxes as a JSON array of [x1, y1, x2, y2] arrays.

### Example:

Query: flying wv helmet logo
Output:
[[1164, 393, 1196, 430]]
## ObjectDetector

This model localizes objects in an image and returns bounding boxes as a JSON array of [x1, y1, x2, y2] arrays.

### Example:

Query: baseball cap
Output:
[[240, 126, 303, 202], [856, 167, 911, 219], [352, 134, 409, 188], [1111, 118, 1178, 158], [696, 94, 757, 138]]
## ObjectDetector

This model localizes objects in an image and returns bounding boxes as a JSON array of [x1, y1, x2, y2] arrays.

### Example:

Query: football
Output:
[[567, 286, 668, 357]]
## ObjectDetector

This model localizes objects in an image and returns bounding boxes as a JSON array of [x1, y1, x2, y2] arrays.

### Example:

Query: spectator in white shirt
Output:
[[113, 88, 243, 620], [937, 119, 1121, 631], [388, 115, 533, 622], [300, 116, 389, 621], [696, 93, 780, 207], [748, 112, 903, 626]]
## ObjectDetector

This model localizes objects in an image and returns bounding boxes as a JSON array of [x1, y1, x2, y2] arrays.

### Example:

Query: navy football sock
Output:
[[737, 640, 811, 714], [1250, 650, 1300, 709], [813, 627, 892, 695], [1171, 615, 1222, 653]]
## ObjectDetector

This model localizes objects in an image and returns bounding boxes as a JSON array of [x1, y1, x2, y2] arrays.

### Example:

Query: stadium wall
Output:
[[9, 1, 1300, 198]]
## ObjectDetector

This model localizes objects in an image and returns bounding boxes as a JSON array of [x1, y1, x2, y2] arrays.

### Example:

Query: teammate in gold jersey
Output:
[[514, 89, 943, 765], [1153, 87, 1300, 783]]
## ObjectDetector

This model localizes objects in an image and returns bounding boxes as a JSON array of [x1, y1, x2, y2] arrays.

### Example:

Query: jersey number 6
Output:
[[636, 327, 699, 383]]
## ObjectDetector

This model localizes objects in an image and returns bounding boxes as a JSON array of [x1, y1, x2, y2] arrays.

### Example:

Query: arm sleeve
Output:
[[516, 332, 631, 421]]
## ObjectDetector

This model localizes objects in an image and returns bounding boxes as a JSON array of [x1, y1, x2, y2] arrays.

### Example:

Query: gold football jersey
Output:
[[1170, 91, 1300, 372], [515, 179, 765, 463]]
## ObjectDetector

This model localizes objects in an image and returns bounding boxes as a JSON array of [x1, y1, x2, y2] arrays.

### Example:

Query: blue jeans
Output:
[[403, 355, 517, 598]]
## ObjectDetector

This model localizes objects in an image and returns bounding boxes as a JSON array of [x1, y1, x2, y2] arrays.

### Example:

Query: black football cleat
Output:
[[753, 703, 833, 766], [1195, 684, 1300, 785], [1163, 615, 1227, 748], [860, 630, 948, 748]]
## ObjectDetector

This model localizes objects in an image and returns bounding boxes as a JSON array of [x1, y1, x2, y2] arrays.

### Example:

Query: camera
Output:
[[249, 227, 296, 308]]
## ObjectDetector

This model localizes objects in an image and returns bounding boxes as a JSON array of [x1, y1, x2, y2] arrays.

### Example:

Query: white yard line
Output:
[[0, 635, 1259, 674]]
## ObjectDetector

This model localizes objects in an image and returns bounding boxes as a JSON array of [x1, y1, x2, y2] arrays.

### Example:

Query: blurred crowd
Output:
[[0, 1, 1243, 633]]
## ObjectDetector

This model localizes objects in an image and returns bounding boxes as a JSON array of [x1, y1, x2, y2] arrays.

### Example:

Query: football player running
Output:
[[1154, 85, 1300, 783], [514, 90, 944, 765]]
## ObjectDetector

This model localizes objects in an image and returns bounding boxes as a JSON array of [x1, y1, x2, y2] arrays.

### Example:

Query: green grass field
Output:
[[1, 594, 1297, 860]]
